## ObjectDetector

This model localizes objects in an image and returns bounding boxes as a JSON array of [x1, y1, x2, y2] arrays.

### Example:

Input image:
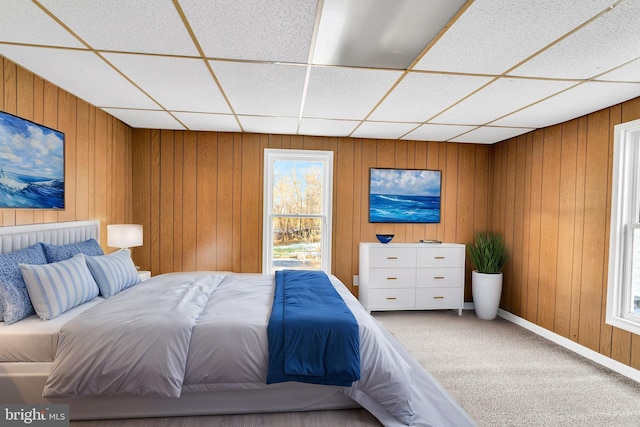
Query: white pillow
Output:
[[85, 249, 141, 298], [19, 253, 99, 320]]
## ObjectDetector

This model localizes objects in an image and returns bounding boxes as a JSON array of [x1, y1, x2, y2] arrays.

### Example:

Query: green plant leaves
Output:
[[467, 231, 508, 274]]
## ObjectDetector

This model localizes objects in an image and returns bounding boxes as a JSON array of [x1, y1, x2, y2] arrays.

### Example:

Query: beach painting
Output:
[[369, 168, 441, 223], [0, 112, 65, 209]]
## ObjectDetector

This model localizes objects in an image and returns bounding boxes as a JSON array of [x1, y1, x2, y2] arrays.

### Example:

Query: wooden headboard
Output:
[[0, 220, 100, 254]]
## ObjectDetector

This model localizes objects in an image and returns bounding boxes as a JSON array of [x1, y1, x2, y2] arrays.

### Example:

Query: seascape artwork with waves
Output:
[[0, 168, 64, 209], [0, 111, 65, 209], [370, 193, 440, 223], [369, 168, 441, 223]]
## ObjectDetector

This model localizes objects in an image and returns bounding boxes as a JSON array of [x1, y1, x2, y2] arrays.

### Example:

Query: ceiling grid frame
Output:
[[0, 0, 636, 144]]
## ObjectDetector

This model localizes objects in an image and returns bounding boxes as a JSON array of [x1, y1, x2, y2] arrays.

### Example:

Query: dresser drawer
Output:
[[415, 287, 463, 309], [368, 288, 415, 310], [416, 267, 464, 288], [369, 247, 416, 268], [369, 268, 416, 288], [416, 247, 464, 268]]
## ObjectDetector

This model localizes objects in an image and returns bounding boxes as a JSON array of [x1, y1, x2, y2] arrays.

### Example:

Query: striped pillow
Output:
[[19, 253, 99, 320], [85, 249, 141, 298]]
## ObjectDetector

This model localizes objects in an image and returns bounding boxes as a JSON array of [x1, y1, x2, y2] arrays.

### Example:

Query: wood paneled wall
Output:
[[491, 97, 640, 371], [131, 130, 493, 299], [0, 56, 133, 245], [8, 51, 638, 375]]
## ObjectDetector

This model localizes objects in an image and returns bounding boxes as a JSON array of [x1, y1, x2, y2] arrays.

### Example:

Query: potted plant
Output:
[[467, 231, 508, 320]]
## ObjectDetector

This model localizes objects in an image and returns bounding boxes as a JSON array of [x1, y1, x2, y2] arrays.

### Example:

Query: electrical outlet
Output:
[[353, 275, 359, 286]]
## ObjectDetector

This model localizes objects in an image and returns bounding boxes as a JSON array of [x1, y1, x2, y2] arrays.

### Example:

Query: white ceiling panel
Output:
[[239, 116, 299, 135], [173, 112, 241, 132], [414, 0, 615, 74], [433, 77, 577, 125], [352, 122, 418, 140], [509, 0, 640, 79], [493, 81, 640, 129], [0, 45, 157, 110], [303, 67, 402, 120], [38, 0, 198, 56], [596, 58, 640, 82], [369, 73, 492, 122], [103, 53, 230, 113], [102, 109, 186, 130], [299, 118, 360, 137], [211, 61, 306, 117], [450, 127, 534, 144], [1, 1, 638, 144], [402, 124, 476, 142], [0, 1, 83, 48], [181, 0, 317, 63]]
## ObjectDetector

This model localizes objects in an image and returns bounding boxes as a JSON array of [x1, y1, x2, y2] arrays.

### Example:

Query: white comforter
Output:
[[43, 272, 474, 427]]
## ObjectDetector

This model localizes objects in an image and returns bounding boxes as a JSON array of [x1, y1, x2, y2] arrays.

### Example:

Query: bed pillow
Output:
[[0, 243, 48, 324], [42, 238, 104, 263], [85, 249, 141, 298], [20, 253, 99, 320]]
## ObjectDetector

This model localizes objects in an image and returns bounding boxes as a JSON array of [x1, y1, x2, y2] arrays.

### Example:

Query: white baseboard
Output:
[[497, 308, 640, 384]]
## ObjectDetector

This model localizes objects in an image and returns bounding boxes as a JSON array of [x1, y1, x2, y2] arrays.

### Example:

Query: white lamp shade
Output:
[[107, 224, 143, 248]]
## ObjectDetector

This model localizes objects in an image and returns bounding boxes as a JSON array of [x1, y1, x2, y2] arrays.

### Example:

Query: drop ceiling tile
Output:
[[0, 1, 84, 48], [596, 58, 640, 82], [433, 77, 576, 125], [313, 0, 465, 69], [351, 122, 418, 140], [492, 81, 640, 129], [38, 0, 198, 56], [450, 126, 534, 144], [303, 67, 402, 120], [414, 0, 615, 75], [402, 124, 476, 142], [181, 0, 317, 63], [103, 53, 230, 113], [299, 118, 360, 137], [369, 72, 492, 122], [0, 45, 157, 109], [510, 1, 640, 79], [102, 109, 185, 130], [238, 116, 299, 135], [211, 61, 306, 117], [173, 112, 240, 132]]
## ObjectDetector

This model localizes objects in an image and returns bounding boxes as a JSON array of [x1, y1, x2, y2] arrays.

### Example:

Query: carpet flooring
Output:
[[375, 310, 640, 427]]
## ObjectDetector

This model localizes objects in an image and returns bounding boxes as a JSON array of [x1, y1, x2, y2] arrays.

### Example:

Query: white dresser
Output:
[[358, 242, 465, 315]]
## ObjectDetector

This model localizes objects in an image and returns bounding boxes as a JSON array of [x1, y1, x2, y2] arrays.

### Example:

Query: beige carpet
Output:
[[375, 310, 640, 427]]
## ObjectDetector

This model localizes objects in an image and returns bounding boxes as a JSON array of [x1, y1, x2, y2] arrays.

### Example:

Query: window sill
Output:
[[606, 315, 640, 336]]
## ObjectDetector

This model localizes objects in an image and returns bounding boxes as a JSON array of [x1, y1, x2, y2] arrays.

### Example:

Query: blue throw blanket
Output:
[[266, 270, 360, 387]]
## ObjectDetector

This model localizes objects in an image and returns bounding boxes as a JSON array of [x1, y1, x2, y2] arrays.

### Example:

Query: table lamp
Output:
[[107, 224, 143, 250]]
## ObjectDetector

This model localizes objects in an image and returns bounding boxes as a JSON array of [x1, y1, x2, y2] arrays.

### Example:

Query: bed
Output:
[[0, 220, 475, 427]]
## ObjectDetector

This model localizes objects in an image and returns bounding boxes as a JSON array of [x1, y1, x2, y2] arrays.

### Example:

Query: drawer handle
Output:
[[386, 297, 397, 300], [434, 276, 445, 279], [434, 256, 445, 259], [386, 277, 398, 280], [386, 256, 398, 260], [433, 296, 444, 299]]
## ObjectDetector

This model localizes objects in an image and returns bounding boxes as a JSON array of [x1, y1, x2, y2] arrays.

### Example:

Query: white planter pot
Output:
[[472, 270, 503, 320]]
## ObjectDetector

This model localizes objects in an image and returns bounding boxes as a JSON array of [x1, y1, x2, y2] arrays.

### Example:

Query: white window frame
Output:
[[607, 118, 640, 335], [262, 149, 333, 274]]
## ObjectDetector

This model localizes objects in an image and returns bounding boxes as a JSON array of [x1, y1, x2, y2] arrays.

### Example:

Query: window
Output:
[[263, 149, 333, 274], [607, 118, 640, 334]]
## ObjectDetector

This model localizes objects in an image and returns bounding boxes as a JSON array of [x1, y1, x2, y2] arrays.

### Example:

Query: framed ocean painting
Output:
[[0, 111, 65, 209], [369, 168, 441, 223]]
